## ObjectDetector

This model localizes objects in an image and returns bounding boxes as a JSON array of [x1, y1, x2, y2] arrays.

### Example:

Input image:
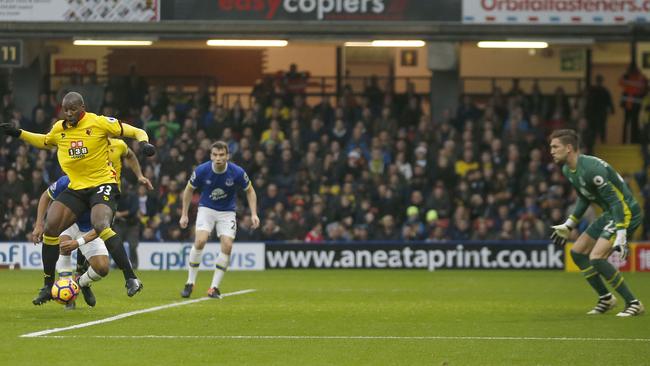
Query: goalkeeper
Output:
[[549, 129, 644, 317]]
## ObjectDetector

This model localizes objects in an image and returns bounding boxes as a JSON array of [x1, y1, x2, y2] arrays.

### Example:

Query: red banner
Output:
[[634, 244, 650, 272], [54, 59, 97, 75], [607, 251, 632, 272]]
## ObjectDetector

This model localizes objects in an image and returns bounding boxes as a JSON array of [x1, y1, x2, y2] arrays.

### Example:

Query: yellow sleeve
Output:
[[98, 115, 148, 142], [121, 123, 149, 142], [96, 115, 124, 136], [20, 122, 61, 149], [20, 130, 49, 149]]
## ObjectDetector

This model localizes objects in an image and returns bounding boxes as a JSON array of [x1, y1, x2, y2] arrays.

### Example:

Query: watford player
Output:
[[1, 92, 155, 304], [34, 137, 154, 309]]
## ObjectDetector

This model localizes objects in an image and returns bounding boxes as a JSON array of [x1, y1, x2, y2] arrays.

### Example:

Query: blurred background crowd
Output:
[[1, 69, 649, 244]]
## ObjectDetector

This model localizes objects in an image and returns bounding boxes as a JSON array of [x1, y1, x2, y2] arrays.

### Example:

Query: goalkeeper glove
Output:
[[139, 141, 156, 157], [550, 218, 576, 247], [612, 229, 629, 260], [0, 123, 21, 137]]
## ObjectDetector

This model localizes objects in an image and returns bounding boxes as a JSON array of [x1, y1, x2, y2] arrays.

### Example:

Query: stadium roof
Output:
[[2, 21, 650, 42]]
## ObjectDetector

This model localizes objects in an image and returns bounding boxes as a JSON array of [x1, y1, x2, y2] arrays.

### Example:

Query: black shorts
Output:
[[56, 183, 119, 218]]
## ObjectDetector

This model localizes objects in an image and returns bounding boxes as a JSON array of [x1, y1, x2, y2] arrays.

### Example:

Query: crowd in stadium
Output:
[[0, 72, 639, 243]]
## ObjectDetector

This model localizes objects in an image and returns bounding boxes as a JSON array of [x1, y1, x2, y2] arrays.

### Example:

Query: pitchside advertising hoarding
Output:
[[265, 242, 565, 270], [0, 0, 159, 22], [0, 241, 570, 270], [463, 0, 650, 24], [4, 241, 650, 271], [0, 242, 265, 271]]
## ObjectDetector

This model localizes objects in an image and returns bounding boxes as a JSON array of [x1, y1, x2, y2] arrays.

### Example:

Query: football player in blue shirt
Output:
[[179, 141, 260, 298]]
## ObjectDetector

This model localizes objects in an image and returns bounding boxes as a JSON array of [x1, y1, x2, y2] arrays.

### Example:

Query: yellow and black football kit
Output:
[[19, 112, 148, 216]]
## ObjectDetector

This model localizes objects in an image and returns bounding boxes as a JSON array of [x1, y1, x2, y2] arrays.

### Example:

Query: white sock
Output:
[[187, 247, 203, 285], [210, 253, 230, 289], [79, 266, 103, 287], [57, 255, 73, 278]]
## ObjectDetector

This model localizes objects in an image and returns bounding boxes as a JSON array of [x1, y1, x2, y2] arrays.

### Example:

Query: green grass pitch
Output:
[[1, 270, 648, 365]]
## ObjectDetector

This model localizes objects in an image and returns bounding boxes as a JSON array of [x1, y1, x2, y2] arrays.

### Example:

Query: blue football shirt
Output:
[[189, 162, 251, 212]]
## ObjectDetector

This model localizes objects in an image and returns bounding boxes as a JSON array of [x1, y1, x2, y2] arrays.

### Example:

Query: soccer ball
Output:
[[51, 278, 80, 305]]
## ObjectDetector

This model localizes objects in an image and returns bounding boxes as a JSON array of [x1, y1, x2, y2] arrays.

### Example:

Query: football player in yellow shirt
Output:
[[31, 138, 153, 308], [1, 92, 155, 304]]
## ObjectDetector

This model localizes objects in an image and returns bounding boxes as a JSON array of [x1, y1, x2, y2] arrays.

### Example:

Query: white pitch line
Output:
[[32, 335, 650, 342], [20, 289, 256, 338]]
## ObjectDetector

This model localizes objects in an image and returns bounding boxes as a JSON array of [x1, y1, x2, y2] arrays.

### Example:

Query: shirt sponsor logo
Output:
[[68, 140, 88, 159], [210, 188, 227, 200]]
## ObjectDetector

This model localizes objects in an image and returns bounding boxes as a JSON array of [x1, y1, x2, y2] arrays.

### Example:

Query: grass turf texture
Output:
[[1, 270, 648, 365]]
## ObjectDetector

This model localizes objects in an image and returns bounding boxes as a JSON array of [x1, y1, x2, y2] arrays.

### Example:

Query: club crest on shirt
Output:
[[225, 178, 234, 186], [593, 175, 605, 186], [86, 129, 92, 135], [206, 179, 211, 185]]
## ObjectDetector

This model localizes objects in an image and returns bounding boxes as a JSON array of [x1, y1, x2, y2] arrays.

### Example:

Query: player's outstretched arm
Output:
[[1, 124, 52, 149], [121, 123, 156, 156], [124, 147, 153, 190], [179, 183, 195, 229], [20, 130, 53, 149], [245, 185, 260, 229]]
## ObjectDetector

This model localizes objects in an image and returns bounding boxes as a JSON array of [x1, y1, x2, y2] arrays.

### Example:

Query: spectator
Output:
[[620, 62, 648, 143], [305, 222, 324, 243], [375, 215, 399, 240], [260, 218, 284, 241], [586, 74, 614, 145]]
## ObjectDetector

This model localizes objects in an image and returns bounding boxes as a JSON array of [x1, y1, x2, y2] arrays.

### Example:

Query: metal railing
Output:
[[461, 76, 584, 97]]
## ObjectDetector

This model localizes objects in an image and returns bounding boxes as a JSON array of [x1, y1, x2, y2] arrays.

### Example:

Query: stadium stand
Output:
[[0, 74, 631, 242]]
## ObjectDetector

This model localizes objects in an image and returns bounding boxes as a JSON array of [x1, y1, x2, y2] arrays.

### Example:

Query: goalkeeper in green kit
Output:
[[549, 129, 644, 317]]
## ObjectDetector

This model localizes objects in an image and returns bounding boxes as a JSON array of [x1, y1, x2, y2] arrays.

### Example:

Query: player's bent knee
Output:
[[95, 266, 109, 277], [92, 256, 110, 277], [220, 243, 233, 254], [589, 238, 612, 259], [44, 222, 64, 238], [93, 223, 110, 236], [589, 249, 610, 260], [195, 240, 208, 250]]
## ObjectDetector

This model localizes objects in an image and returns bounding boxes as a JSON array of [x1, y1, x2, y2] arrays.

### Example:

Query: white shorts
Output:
[[195, 206, 237, 239], [60, 223, 109, 258]]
